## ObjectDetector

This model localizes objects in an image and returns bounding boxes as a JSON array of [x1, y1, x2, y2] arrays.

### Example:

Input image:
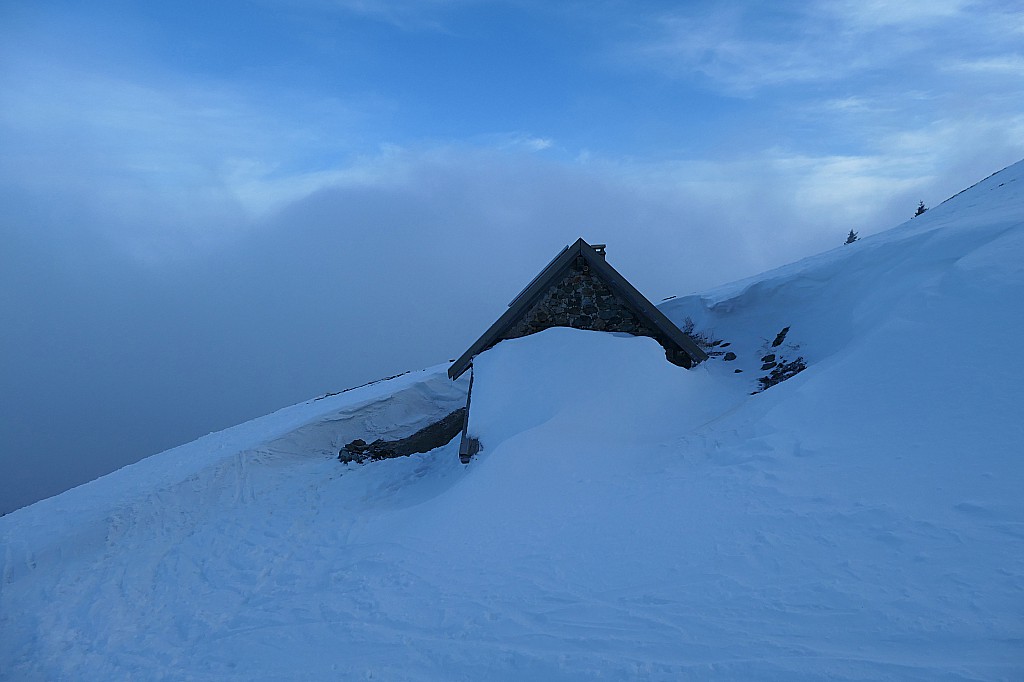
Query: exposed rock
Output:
[[723, 352, 737, 361], [340, 408, 467, 464], [754, 357, 807, 393], [345, 438, 368, 453], [761, 354, 776, 363], [771, 327, 791, 348]]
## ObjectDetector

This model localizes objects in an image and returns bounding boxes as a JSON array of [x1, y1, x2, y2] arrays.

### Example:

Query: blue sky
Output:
[[2, 0, 1022, 512]]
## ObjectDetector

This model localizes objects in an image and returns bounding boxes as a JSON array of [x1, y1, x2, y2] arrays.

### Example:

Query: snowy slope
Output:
[[2, 162, 1023, 680]]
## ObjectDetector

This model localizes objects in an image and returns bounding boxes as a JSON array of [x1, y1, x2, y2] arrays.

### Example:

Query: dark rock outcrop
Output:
[[339, 408, 467, 464], [753, 326, 806, 393], [771, 327, 790, 348], [755, 357, 806, 393]]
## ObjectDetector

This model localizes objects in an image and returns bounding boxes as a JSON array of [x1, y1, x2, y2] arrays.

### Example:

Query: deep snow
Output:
[[2, 162, 1023, 680]]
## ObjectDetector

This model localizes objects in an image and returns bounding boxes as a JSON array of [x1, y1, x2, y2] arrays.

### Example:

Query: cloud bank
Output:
[[2, 0, 1022, 512]]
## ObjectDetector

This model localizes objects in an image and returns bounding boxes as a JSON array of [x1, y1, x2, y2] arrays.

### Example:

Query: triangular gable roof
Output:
[[448, 238, 708, 380]]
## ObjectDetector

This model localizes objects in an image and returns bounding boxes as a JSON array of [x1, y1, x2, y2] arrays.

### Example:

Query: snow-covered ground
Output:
[[2, 162, 1023, 680]]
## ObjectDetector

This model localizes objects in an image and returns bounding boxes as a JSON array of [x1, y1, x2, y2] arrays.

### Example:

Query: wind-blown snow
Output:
[[2, 163, 1023, 680]]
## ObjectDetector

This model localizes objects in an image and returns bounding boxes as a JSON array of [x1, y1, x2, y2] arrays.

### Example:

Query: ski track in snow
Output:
[[2, 163, 1024, 680]]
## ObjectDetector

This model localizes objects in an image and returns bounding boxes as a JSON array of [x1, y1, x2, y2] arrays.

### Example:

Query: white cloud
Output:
[[520, 136, 554, 152], [4, 42, 1021, 274], [478, 131, 554, 152], [946, 54, 1024, 75], [620, 0, 1019, 94], [628, 9, 846, 92], [0, 57, 379, 257], [3, 0, 1021, 272], [822, 0, 970, 27]]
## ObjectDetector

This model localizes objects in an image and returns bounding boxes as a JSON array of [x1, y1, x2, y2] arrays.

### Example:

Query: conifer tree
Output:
[[845, 229, 859, 244], [915, 201, 928, 217]]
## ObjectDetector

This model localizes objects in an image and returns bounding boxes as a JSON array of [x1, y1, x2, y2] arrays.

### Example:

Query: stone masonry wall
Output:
[[503, 259, 669, 348]]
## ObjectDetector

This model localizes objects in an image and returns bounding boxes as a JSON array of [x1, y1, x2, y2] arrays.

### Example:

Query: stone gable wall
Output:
[[502, 259, 666, 345]]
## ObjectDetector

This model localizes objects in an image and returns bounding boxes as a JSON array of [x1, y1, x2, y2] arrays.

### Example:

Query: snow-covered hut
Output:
[[449, 238, 707, 462]]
